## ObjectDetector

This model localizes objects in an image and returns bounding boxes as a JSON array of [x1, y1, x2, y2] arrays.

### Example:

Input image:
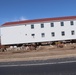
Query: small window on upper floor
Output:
[[51, 23, 54, 27], [71, 30, 75, 35], [61, 31, 65, 36], [41, 33, 45, 37], [31, 25, 34, 29], [41, 24, 44, 28], [51, 32, 55, 37], [70, 21, 74, 25], [61, 22, 64, 26]]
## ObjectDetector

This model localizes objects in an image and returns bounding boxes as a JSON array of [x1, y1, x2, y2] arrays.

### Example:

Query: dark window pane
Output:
[[41, 24, 44, 28], [61, 31, 65, 36], [71, 30, 75, 35], [51, 32, 55, 37], [61, 22, 64, 26], [51, 23, 54, 27], [31, 25, 34, 29], [70, 21, 74, 25], [41, 33, 45, 37]]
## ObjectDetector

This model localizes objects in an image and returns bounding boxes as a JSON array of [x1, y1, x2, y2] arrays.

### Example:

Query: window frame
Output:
[[70, 21, 74, 25], [41, 24, 44, 28], [41, 33, 45, 37], [51, 23, 54, 27], [71, 30, 75, 35], [31, 24, 34, 29], [51, 32, 55, 37], [61, 31, 65, 36], [61, 22, 64, 26]]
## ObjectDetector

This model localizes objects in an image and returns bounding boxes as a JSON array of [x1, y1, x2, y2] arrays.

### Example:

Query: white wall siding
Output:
[[1, 20, 76, 45]]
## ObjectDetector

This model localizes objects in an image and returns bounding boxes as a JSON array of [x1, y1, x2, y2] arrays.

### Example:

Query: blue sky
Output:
[[0, 0, 76, 25]]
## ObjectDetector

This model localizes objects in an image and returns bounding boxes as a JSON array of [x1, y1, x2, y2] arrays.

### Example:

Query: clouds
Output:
[[19, 16, 28, 21], [0, 16, 28, 25], [4, 16, 28, 23], [13, 16, 28, 21]]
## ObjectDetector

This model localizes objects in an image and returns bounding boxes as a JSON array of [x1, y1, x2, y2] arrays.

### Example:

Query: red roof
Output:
[[2, 16, 76, 26]]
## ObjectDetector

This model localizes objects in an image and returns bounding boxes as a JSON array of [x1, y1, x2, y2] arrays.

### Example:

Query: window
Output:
[[41, 24, 44, 28], [41, 33, 45, 37], [51, 32, 55, 37], [71, 30, 75, 35], [61, 31, 65, 36], [31, 34, 35, 38], [70, 21, 74, 25], [31, 25, 34, 29], [51, 23, 54, 27], [61, 22, 64, 26]]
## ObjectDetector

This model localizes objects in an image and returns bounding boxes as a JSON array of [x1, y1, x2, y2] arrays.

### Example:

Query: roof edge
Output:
[[2, 16, 76, 26]]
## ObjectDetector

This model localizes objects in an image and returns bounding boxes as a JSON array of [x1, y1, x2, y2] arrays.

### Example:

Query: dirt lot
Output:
[[0, 43, 76, 62]]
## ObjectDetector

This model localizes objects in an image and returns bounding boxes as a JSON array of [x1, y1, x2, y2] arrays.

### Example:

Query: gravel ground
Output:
[[0, 44, 76, 62]]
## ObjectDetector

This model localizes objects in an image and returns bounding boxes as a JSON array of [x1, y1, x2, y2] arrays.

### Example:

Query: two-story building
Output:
[[1, 16, 76, 45]]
